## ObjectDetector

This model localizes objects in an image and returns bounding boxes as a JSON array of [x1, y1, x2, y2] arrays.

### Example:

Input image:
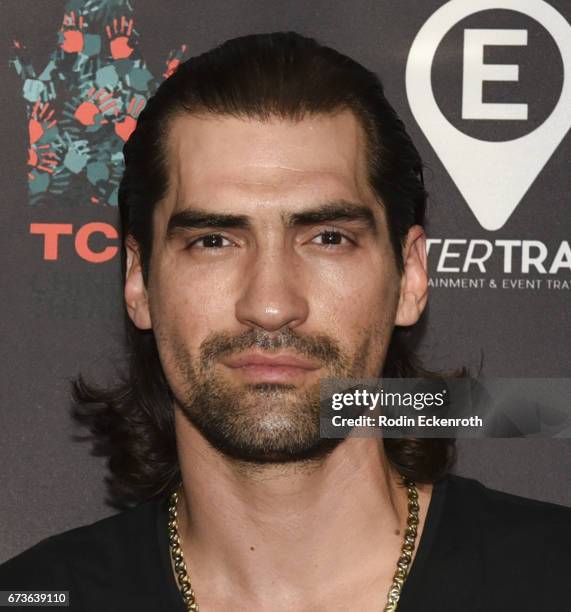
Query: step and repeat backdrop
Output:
[[1, 0, 570, 562]]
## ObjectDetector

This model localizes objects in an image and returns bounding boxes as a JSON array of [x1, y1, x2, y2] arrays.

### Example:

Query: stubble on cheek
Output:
[[151, 296, 397, 410]]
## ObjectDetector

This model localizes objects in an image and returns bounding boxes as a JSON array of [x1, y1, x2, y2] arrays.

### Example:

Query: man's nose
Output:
[[234, 250, 310, 332]]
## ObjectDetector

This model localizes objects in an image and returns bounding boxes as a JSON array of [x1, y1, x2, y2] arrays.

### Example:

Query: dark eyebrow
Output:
[[166, 209, 252, 238], [283, 200, 378, 234], [166, 200, 378, 239]]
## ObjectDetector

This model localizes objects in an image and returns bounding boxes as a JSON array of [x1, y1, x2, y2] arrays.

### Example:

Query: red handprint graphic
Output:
[[28, 143, 59, 179], [59, 11, 87, 54], [164, 44, 189, 78], [27, 101, 59, 177], [28, 101, 57, 144], [106, 16, 134, 60], [114, 95, 145, 142], [74, 87, 119, 126]]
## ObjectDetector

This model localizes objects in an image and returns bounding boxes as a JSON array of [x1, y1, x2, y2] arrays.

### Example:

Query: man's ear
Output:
[[124, 235, 152, 330], [395, 225, 428, 327]]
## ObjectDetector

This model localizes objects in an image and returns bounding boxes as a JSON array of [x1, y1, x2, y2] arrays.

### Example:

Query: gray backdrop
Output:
[[1, 0, 570, 563]]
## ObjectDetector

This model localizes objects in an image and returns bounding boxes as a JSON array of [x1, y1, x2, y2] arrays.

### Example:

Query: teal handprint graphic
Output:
[[10, 0, 189, 207]]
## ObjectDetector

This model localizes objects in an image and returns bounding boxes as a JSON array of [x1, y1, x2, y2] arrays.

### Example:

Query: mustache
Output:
[[199, 327, 345, 367]]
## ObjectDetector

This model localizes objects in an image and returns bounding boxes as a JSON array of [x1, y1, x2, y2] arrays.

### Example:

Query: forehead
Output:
[[157, 110, 374, 219]]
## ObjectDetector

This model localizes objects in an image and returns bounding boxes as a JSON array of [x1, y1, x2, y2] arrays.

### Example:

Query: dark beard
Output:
[[170, 327, 370, 465]]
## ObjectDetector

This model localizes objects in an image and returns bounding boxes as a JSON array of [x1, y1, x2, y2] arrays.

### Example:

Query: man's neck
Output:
[[172, 409, 433, 611]]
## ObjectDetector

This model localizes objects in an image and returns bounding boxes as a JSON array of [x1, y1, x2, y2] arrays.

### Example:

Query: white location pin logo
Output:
[[406, 0, 571, 231]]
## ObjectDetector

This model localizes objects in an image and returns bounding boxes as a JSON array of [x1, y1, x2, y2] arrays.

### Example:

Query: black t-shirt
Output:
[[1, 474, 570, 611]]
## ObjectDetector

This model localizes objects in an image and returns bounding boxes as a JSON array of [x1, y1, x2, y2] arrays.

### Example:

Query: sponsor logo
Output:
[[406, 0, 571, 231], [11, 0, 188, 208]]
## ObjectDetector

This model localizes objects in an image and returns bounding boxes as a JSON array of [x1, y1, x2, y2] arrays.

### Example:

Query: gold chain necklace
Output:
[[167, 477, 419, 612]]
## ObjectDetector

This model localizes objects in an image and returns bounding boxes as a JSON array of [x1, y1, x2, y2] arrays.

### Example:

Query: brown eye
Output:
[[311, 230, 353, 246], [187, 233, 232, 249]]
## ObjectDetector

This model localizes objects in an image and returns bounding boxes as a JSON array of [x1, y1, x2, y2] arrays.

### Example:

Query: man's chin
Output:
[[204, 432, 343, 465], [179, 398, 340, 465], [177, 368, 342, 465]]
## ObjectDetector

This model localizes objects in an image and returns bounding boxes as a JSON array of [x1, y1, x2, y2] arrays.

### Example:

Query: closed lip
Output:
[[221, 352, 321, 370]]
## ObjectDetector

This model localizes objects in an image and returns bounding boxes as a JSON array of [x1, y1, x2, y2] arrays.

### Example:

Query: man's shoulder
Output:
[[413, 473, 571, 610], [444, 473, 571, 557], [446, 473, 571, 522], [0, 495, 164, 589]]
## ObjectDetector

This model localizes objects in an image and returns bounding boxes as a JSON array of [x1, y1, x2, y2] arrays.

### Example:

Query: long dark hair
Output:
[[72, 32, 466, 509]]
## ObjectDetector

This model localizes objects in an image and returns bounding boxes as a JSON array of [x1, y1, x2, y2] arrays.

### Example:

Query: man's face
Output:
[[125, 110, 427, 463]]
